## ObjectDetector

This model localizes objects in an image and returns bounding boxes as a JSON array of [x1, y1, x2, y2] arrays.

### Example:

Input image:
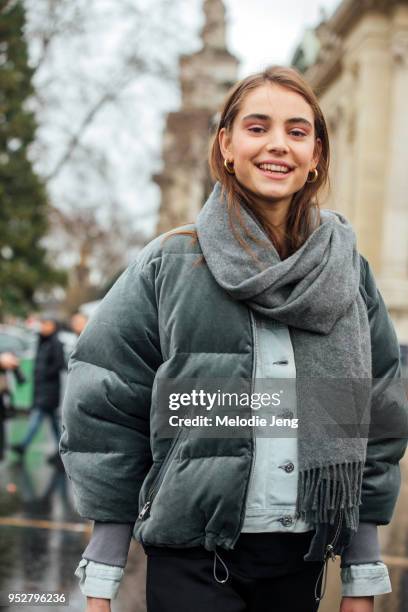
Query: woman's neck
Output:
[[250, 196, 292, 258]]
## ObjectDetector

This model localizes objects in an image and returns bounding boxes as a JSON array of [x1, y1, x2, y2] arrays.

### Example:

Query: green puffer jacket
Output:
[[60, 226, 408, 563]]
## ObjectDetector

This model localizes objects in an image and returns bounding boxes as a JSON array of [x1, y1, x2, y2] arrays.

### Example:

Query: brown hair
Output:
[[209, 64, 330, 259]]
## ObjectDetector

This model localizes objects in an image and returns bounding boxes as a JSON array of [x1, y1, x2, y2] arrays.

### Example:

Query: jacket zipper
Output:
[[230, 309, 258, 548], [138, 429, 183, 521], [314, 507, 344, 603]]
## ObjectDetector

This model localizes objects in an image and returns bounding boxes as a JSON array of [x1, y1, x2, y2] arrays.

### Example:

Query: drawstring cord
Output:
[[314, 549, 337, 603], [315, 508, 344, 602], [213, 550, 229, 584], [314, 556, 329, 603], [213, 542, 335, 598]]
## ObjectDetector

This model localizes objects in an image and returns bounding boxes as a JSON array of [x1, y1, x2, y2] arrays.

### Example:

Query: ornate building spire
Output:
[[179, 0, 237, 111], [155, 0, 238, 234], [202, 0, 227, 50]]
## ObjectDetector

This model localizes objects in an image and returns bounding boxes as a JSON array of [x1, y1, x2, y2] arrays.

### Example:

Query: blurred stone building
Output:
[[155, 0, 238, 234], [292, 0, 408, 352]]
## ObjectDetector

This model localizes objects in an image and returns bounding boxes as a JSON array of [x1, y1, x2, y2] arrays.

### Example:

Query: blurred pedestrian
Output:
[[70, 312, 88, 337], [0, 352, 19, 371], [11, 315, 66, 463], [0, 352, 21, 460]]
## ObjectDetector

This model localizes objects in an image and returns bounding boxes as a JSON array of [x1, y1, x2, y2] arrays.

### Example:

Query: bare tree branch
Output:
[[45, 56, 175, 181]]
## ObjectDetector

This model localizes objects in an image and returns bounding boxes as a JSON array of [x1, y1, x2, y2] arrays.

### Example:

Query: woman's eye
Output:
[[248, 126, 265, 133], [290, 130, 306, 137]]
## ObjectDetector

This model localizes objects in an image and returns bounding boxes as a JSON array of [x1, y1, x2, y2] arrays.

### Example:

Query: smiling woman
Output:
[[211, 66, 329, 260], [62, 65, 407, 612], [220, 88, 320, 199]]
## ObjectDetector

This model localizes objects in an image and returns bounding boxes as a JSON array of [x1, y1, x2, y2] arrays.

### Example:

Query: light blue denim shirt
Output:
[[75, 314, 391, 599], [242, 315, 313, 533]]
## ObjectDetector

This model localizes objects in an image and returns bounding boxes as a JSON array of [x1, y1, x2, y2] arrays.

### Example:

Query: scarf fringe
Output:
[[296, 461, 364, 530]]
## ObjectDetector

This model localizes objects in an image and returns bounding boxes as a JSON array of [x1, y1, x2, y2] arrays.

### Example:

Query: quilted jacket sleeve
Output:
[[359, 256, 408, 524], [60, 257, 162, 522]]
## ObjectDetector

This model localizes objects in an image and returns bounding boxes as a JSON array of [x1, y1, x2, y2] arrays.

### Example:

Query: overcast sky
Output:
[[223, 0, 342, 75]]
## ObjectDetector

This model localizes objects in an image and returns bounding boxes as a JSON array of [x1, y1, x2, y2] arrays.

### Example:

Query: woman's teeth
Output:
[[258, 163, 291, 174]]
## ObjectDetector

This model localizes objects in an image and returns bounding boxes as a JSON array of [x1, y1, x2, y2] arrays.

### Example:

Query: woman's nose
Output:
[[266, 139, 289, 154]]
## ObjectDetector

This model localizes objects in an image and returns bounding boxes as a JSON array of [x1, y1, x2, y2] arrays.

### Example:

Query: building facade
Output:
[[155, 0, 238, 235], [292, 0, 408, 346]]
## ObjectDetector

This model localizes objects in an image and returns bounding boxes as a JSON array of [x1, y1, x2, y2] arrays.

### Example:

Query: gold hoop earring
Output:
[[224, 159, 235, 175], [306, 168, 318, 183]]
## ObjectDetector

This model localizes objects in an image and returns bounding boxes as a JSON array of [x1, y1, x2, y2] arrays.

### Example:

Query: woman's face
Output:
[[219, 83, 322, 210]]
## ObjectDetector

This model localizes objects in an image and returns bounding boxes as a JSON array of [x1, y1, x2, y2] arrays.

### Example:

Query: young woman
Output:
[[61, 66, 407, 612]]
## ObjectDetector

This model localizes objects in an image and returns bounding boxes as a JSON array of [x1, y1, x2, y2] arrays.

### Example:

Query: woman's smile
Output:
[[256, 161, 296, 181]]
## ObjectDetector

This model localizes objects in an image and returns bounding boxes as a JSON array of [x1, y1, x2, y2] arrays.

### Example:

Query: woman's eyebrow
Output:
[[242, 113, 312, 129], [286, 117, 313, 128]]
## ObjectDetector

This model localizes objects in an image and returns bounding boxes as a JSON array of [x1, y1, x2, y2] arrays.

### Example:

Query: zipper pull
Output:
[[315, 544, 337, 603], [138, 502, 151, 520], [325, 544, 336, 562]]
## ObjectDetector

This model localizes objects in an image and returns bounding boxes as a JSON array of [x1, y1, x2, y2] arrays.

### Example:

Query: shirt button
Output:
[[278, 516, 293, 527], [284, 462, 294, 473]]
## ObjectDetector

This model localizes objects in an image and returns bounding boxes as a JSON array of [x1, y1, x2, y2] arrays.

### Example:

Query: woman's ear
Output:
[[219, 128, 233, 161], [312, 138, 322, 169]]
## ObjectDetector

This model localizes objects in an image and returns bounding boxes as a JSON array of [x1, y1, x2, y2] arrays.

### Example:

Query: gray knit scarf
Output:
[[196, 182, 372, 531]]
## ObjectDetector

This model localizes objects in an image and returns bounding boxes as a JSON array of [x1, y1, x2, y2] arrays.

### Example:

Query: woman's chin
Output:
[[251, 187, 295, 205], [236, 179, 297, 205]]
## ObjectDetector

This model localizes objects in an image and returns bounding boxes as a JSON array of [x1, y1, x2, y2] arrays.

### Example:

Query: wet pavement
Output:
[[0, 413, 147, 612], [1, 412, 407, 612], [0, 414, 89, 612]]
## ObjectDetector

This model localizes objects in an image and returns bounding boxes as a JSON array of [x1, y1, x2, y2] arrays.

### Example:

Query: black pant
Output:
[[144, 531, 324, 612]]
